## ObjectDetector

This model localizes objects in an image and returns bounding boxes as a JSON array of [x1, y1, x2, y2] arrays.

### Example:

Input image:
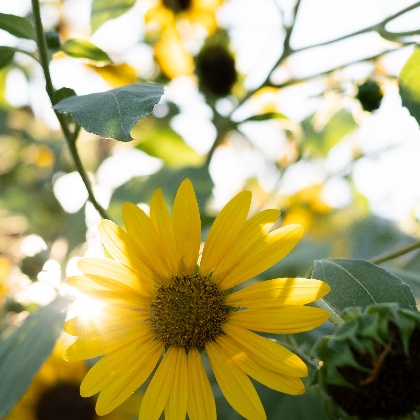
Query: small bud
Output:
[[314, 303, 420, 418], [356, 80, 383, 112], [195, 44, 237, 97], [45, 30, 61, 52]]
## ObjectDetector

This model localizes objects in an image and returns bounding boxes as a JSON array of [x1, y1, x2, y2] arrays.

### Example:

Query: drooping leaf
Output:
[[0, 13, 36, 40], [91, 0, 137, 32], [53, 83, 165, 141], [0, 297, 69, 417], [0, 46, 15, 69], [134, 123, 204, 167], [61, 38, 112, 63], [313, 258, 417, 312], [399, 46, 420, 126]]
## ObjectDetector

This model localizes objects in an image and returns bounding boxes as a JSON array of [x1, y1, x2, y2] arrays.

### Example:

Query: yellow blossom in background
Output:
[[146, 0, 221, 35], [5, 340, 141, 420], [64, 179, 330, 419]]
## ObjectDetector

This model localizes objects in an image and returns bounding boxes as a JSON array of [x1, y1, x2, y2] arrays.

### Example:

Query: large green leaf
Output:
[[53, 83, 164, 141], [399, 46, 420, 126], [313, 258, 417, 312], [0, 297, 69, 417], [91, 0, 137, 32], [61, 38, 112, 63], [0, 13, 36, 40]]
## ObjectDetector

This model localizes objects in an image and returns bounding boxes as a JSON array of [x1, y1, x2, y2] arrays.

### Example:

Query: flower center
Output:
[[35, 382, 96, 420], [149, 273, 228, 351], [162, 0, 192, 13]]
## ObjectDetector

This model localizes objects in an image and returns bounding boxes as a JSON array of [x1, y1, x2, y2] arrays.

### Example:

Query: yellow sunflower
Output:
[[64, 179, 330, 419], [5, 340, 141, 420]]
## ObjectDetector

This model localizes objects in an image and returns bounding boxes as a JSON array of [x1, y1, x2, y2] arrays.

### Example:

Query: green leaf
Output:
[[91, 0, 137, 32], [134, 124, 203, 167], [61, 38, 112, 63], [52, 86, 77, 105], [0, 46, 15, 69], [53, 83, 165, 141], [241, 112, 288, 122], [302, 110, 357, 156], [399, 46, 420, 126], [0, 13, 36, 40], [0, 297, 69, 417], [313, 258, 417, 312]]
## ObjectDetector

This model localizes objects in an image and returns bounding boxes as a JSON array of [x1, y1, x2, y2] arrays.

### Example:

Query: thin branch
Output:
[[31, 0, 111, 221], [371, 240, 420, 265]]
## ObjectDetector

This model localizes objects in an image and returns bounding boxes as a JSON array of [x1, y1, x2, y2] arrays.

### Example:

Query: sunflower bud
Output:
[[195, 43, 237, 97], [356, 80, 383, 112], [314, 303, 420, 418]]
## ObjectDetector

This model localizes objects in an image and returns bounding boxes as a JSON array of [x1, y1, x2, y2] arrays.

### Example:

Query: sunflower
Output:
[[64, 179, 330, 419], [5, 340, 141, 420]]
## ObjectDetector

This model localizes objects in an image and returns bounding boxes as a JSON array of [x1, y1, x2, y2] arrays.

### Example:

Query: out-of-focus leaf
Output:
[[398, 46, 420, 126], [53, 83, 164, 141], [241, 112, 287, 122], [91, 0, 137, 32], [347, 216, 414, 260], [0, 297, 69, 417], [0, 46, 15, 69], [0, 13, 36, 40], [61, 38, 112, 63], [134, 124, 203, 168], [303, 110, 357, 156], [313, 259, 417, 312], [89, 63, 137, 87], [110, 166, 213, 223]]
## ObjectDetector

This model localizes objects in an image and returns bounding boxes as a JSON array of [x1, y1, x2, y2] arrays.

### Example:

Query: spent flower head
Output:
[[314, 302, 420, 418], [64, 179, 330, 419]]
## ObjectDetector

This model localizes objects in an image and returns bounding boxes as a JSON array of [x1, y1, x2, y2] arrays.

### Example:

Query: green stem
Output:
[[31, 0, 111, 221], [313, 298, 344, 327], [371, 240, 420, 265]]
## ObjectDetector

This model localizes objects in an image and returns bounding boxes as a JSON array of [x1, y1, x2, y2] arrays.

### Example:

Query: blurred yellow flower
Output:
[[64, 179, 330, 419], [5, 341, 141, 420], [146, 0, 221, 34]]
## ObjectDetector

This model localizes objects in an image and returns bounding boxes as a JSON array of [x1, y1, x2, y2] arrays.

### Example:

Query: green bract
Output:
[[314, 303, 420, 418]]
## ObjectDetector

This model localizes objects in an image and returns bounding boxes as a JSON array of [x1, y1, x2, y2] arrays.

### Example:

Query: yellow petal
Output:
[[211, 209, 280, 286], [228, 307, 330, 334], [95, 340, 163, 415], [123, 202, 172, 280], [206, 340, 266, 420], [216, 334, 305, 395], [199, 191, 251, 276], [165, 348, 188, 420], [78, 257, 155, 297], [99, 220, 157, 287], [187, 349, 216, 420], [64, 307, 146, 336], [81, 338, 163, 398], [139, 347, 179, 420], [173, 179, 201, 273], [64, 323, 154, 361], [150, 188, 180, 273], [219, 224, 304, 290], [65, 276, 150, 311], [225, 278, 331, 308], [222, 323, 307, 377]]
